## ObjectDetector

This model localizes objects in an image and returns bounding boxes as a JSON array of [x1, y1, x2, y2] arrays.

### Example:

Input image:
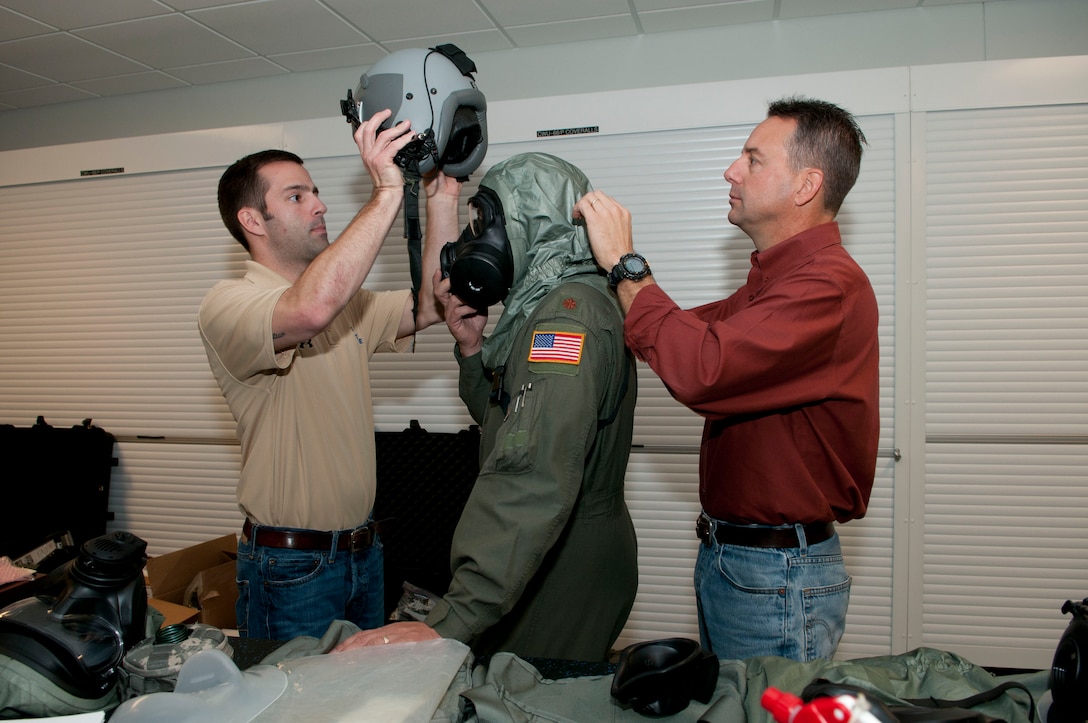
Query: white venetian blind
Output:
[[922, 103, 1088, 669], [0, 167, 241, 439], [0, 167, 250, 552]]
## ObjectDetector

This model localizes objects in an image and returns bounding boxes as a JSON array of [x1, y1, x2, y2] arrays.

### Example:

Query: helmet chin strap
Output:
[[401, 160, 423, 320], [399, 131, 440, 320]]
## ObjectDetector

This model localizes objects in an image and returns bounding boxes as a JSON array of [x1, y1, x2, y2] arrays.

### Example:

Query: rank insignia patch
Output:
[[528, 331, 584, 364]]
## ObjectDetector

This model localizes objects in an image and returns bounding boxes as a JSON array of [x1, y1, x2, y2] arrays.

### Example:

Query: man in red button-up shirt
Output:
[[574, 97, 879, 662]]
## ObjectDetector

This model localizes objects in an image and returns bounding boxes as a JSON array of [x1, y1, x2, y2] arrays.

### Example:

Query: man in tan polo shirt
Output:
[[198, 108, 458, 640]]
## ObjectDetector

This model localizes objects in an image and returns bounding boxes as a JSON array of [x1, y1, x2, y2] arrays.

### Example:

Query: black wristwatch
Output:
[[608, 253, 652, 290]]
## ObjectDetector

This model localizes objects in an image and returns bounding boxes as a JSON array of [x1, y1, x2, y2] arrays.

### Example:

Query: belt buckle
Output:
[[348, 526, 372, 553], [696, 514, 712, 548]]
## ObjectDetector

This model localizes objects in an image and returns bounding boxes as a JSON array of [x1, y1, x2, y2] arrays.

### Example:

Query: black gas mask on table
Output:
[[441, 185, 514, 311], [0, 531, 148, 703], [1048, 597, 1088, 722]]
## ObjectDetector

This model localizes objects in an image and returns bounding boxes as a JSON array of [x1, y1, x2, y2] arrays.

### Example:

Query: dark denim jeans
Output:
[[694, 521, 851, 662], [235, 523, 385, 641]]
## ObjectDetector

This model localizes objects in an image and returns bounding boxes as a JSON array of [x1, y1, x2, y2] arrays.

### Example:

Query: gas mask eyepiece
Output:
[[441, 186, 513, 311]]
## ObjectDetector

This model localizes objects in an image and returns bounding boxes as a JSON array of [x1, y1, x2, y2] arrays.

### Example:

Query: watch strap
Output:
[[608, 253, 651, 290]]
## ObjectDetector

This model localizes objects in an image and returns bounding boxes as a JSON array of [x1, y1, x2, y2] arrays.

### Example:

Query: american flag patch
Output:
[[528, 331, 584, 364]]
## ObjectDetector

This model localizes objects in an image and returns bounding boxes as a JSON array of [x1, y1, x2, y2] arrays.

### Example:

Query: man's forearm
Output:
[[276, 186, 403, 343], [416, 193, 461, 329], [614, 276, 656, 315]]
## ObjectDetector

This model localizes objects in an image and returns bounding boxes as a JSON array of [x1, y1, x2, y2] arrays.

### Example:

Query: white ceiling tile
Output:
[[778, 0, 917, 20], [0, 6, 53, 41], [75, 15, 254, 68], [634, 0, 770, 10], [269, 45, 387, 73], [0, 0, 1010, 113], [191, 0, 369, 55], [482, 0, 631, 27], [639, 2, 775, 33], [381, 30, 514, 56], [72, 71, 190, 97], [0, 34, 148, 82], [506, 16, 639, 48], [0, 0, 169, 30], [0, 83, 97, 108], [325, 0, 492, 41], [0, 63, 49, 93], [166, 57, 289, 85], [159, 0, 246, 9]]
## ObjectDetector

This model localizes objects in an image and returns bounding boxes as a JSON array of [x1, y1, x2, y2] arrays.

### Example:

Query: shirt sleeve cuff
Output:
[[425, 598, 474, 643], [623, 283, 676, 353]]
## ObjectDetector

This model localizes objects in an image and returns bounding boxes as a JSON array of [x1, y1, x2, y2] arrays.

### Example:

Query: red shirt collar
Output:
[[751, 221, 842, 275]]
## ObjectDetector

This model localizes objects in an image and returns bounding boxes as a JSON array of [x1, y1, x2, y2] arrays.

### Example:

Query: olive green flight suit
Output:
[[426, 277, 638, 662]]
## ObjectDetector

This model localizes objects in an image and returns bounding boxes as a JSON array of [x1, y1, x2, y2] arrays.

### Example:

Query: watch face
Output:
[[609, 254, 650, 289]]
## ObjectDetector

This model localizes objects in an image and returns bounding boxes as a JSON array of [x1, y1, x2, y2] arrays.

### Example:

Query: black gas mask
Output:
[[1048, 597, 1088, 722], [441, 185, 514, 311], [0, 531, 148, 703]]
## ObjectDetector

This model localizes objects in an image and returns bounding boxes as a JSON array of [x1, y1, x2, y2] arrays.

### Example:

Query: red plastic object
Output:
[[761, 687, 862, 723]]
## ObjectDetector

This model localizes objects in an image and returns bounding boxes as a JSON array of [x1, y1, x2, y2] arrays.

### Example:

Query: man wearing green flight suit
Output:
[[334, 152, 639, 662]]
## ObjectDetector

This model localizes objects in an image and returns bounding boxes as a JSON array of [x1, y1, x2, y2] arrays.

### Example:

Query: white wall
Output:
[[0, 0, 1085, 153]]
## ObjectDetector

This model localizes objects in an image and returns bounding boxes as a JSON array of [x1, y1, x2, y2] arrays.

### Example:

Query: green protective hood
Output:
[[479, 152, 603, 370]]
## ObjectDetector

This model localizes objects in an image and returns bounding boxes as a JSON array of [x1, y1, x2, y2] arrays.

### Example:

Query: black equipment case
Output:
[[0, 417, 116, 562], [373, 420, 480, 617]]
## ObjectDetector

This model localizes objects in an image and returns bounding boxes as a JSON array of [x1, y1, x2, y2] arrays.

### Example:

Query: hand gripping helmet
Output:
[[341, 44, 487, 179]]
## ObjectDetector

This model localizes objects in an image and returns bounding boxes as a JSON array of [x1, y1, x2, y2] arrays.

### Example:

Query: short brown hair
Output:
[[217, 149, 304, 250], [767, 97, 867, 215]]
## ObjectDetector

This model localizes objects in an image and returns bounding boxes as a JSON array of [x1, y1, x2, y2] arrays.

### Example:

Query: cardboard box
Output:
[[147, 596, 200, 627], [145, 534, 238, 630]]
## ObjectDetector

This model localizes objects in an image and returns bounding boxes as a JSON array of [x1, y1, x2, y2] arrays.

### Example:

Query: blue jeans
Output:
[[694, 517, 851, 662], [235, 523, 385, 640]]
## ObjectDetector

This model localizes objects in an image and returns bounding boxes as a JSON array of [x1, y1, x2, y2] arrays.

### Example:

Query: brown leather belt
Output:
[[696, 513, 834, 549], [242, 518, 390, 553]]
